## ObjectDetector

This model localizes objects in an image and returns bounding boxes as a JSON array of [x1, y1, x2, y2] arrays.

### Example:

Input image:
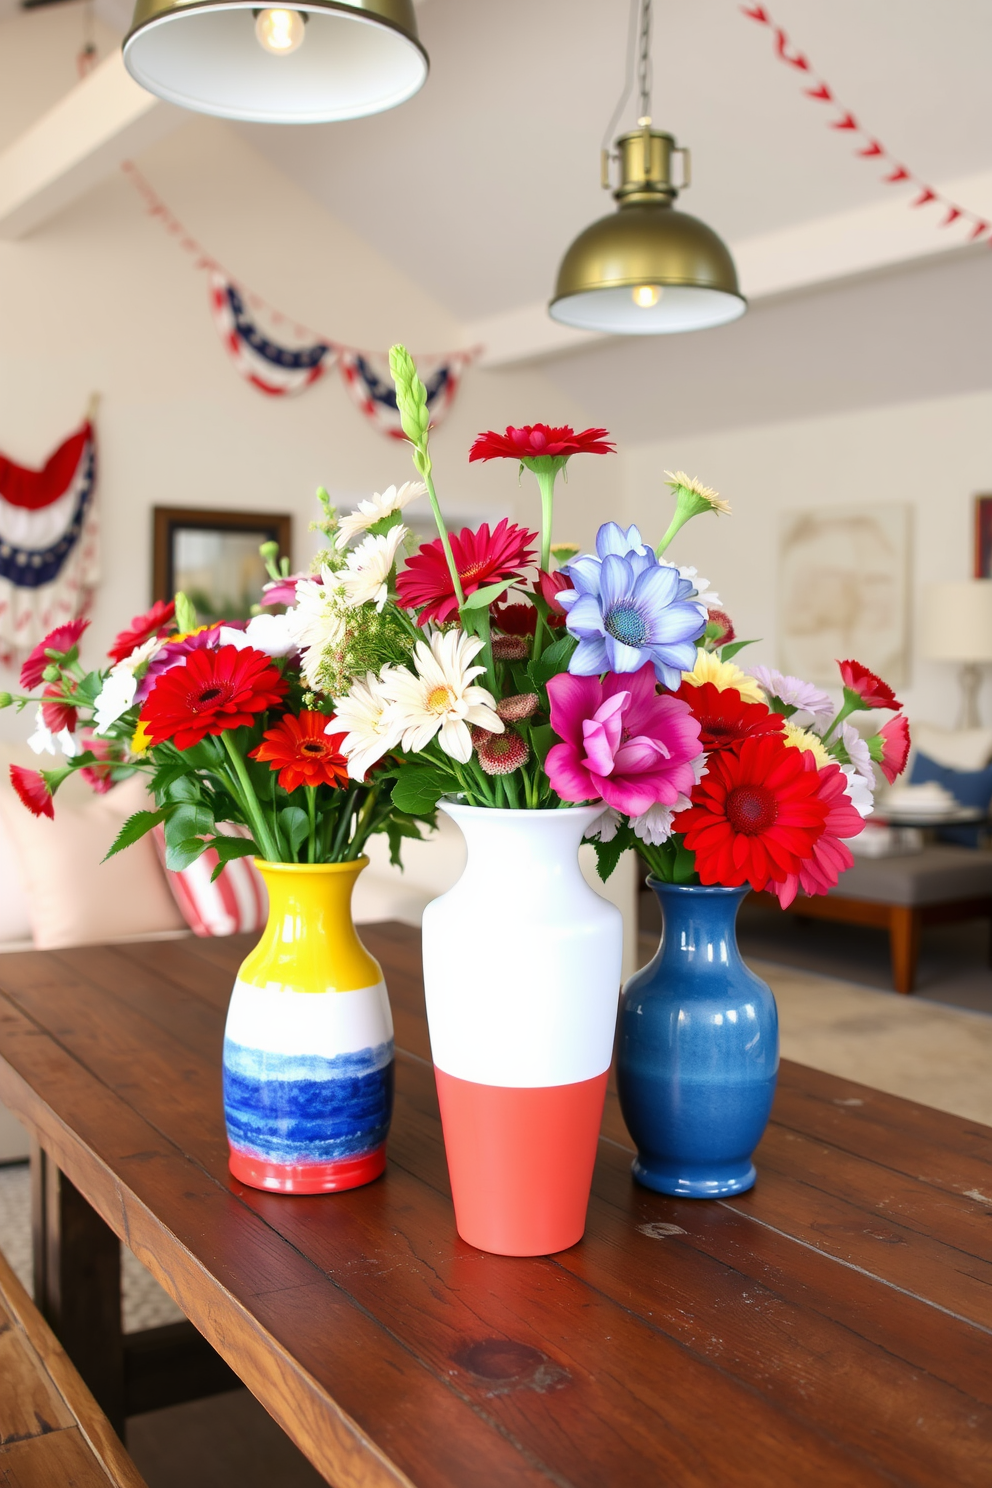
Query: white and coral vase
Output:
[[422, 802, 623, 1256]]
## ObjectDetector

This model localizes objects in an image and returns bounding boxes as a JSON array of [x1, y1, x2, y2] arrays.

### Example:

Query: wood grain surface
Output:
[[0, 924, 989, 1487]]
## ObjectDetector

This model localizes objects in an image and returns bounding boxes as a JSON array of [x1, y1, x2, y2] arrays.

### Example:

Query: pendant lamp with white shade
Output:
[[550, 0, 744, 336], [122, 0, 428, 125]]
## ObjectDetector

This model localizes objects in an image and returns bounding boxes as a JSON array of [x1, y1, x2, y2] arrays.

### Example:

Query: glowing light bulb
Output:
[[632, 284, 661, 309], [255, 8, 306, 55]]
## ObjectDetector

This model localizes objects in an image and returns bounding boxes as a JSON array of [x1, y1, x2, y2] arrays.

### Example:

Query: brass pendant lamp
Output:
[[549, 0, 744, 335], [122, 0, 428, 124]]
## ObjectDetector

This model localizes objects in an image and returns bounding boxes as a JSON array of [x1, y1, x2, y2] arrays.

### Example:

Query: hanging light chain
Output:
[[637, 0, 653, 125]]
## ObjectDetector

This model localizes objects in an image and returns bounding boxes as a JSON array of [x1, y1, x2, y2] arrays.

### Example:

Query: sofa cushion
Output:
[[829, 845, 992, 905], [910, 750, 992, 847]]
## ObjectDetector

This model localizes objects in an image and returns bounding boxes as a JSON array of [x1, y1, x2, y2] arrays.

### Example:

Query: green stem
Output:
[[330, 783, 361, 860], [306, 786, 317, 864], [503, 770, 521, 809], [424, 469, 465, 609], [536, 467, 557, 573], [820, 696, 858, 746], [221, 731, 279, 861], [347, 786, 379, 859], [655, 512, 684, 558]]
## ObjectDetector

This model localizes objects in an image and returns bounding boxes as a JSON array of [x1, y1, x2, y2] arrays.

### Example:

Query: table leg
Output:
[[889, 906, 920, 995], [31, 1140, 125, 1436]]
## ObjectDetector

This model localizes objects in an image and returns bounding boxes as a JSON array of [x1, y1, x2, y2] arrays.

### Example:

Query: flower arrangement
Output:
[[5, 345, 910, 910]]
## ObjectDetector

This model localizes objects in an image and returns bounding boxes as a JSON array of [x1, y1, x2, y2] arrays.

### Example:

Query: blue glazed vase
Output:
[[616, 880, 778, 1198]]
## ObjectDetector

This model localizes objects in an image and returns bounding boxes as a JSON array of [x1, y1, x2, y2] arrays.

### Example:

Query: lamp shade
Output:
[[922, 580, 992, 662], [122, 0, 428, 124], [549, 127, 745, 336]]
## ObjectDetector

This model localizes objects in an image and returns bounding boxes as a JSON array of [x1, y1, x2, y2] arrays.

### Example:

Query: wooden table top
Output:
[[0, 923, 989, 1488]]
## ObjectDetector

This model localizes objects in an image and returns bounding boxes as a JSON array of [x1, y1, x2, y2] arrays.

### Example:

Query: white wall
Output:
[[622, 387, 992, 730], [0, 98, 615, 733]]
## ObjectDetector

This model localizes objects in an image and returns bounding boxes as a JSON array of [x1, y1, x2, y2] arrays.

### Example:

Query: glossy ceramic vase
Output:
[[422, 803, 623, 1256], [617, 880, 778, 1198], [223, 858, 394, 1194]]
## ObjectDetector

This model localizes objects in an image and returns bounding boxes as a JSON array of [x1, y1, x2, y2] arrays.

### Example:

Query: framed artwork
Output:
[[974, 495, 992, 578], [152, 507, 292, 623], [778, 503, 911, 688]]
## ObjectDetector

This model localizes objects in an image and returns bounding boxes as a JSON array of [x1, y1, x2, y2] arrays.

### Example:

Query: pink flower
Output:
[[838, 659, 901, 711], [10, 765, 54, 819], [769, 757, 865, 908], [260, 574, 306, 608], [545, 664, 702, 815], [133, 623, 228, 704], [20, 618, 89, 690], [877, 714, 910, 783]]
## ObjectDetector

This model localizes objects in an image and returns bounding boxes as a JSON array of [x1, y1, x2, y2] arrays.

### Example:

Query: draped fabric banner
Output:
[[122, 165, 479, 436], [741, 4, 991, 242], [0, 420, 99, 662]]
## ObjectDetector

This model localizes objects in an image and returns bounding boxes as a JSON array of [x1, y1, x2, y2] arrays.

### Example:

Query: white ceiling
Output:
[[238, 0, 992, 322]]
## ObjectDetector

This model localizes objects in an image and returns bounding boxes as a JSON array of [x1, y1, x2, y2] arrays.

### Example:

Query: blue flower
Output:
[[560, 525, 706, 687]]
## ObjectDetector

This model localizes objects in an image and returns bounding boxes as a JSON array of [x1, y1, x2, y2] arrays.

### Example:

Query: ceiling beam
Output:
[[468, 169, 992, 368], [0, 50, 183, 240]]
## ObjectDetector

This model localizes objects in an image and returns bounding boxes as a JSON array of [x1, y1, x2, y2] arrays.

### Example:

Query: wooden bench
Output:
[[753, 843, 992, 994], [0, 1243, 146, 1488]]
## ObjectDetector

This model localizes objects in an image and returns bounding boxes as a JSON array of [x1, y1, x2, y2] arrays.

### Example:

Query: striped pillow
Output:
[[153, 825, 267, 937]]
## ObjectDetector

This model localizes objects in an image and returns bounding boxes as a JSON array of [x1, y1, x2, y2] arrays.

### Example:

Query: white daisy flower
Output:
[[334, 482, 426, 550], [333, 671, 403, 781], [27, 707, 78, 759], [287, 567, 348, 690], [219, 613, 298, 658], [660, 560, 721, 612], [842, 764, 875, 819], [340, 525, 408, 613], [92, 636, 161, 735], [385, 629, 503, 764], [631, 795, 692, 847], [842, 722, 876, 785]]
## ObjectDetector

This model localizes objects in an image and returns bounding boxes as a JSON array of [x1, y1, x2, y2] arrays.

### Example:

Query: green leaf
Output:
[[527, 633, 576, 690], [529, 723, 555, 767], [165, 835, 210, 872], [720, 638, 760, 662], [460, 578, 516, 611], [391, 763, 451, 816], [671, 835, 699, 885], [592, 834, 629, 883], [209, 837, 260, 881], [175, 592, 197, 632], [103, 808, 168, 862], [164, 803, 214, 850], [161, 771, 200, 803], [278, 807, 309, 858], [385, 814, 426, 869]]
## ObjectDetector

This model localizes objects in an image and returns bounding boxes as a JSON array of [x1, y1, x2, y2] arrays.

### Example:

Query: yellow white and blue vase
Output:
[[222, 858, 393, 1193]]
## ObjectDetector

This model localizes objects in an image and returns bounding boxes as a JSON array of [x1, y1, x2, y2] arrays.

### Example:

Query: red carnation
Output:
[[139, 645, 287, 751], [877, 714, 911, 783], [20, 618, 88, 690], [250, 711, 349, 793], [10, 765, 54, 819], [397, 520, 536, 626], [674, 682, 785, 753], [677, 733, 829, 894], [41, 682, 77, 735], [838, 659, 901, 711], [491, 600, 537, 636], [109, 600, 176, 664], [469, 424, 615, 463]]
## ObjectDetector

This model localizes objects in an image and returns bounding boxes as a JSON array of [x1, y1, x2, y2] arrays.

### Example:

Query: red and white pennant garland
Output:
[[123, 163, 479, 438], [742, 4, 991, 243]]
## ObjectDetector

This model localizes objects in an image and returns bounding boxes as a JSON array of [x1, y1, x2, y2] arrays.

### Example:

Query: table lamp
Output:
[[922, 579, 992, 728]]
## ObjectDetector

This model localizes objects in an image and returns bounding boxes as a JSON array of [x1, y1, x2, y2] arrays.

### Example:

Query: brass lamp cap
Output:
[[123, 0, 428, 124]]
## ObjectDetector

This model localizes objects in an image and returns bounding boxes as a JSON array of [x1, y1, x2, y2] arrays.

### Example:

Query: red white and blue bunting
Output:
[[124, 164, 479, 437], [0, 419, 99, 661]]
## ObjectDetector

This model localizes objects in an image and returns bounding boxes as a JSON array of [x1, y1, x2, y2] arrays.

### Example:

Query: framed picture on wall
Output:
[[974, 495, 992, 578], [152, 507, 292, 623]]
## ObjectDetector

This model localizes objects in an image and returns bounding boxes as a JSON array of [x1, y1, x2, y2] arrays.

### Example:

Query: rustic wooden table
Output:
[[0, 923, 989, 1487]]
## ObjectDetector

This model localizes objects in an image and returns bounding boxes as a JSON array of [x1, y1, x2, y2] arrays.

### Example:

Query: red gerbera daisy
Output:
[[250, 711, 349, 793], [139, 645, 287, 751], [468, 425, 615, 462], [677, 733, 829, 893], [10, 765, 54, 819], [768, 755, 865, 907], [397, 519, 536, 626], [109, 600, 176, 664], [674, 682, 785, 753], [20, 618, 89, 690], [41, 682, 77, 735], [838, 659, 901, 711]]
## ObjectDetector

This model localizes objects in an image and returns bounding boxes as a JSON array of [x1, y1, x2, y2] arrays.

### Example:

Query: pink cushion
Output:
[[0, 773, 186, 949], [152, 825, 267, 937]]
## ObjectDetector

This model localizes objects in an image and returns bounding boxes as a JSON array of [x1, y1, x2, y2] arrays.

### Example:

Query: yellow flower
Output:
[[130, 722, 152, 755], [782, 721, 831, 768], [664, 470, 732, 516], [682, 651, 764, 703]]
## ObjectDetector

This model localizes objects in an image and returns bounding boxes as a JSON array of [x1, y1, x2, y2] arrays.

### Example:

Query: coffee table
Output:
[[0, 924, 989, 1486]]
